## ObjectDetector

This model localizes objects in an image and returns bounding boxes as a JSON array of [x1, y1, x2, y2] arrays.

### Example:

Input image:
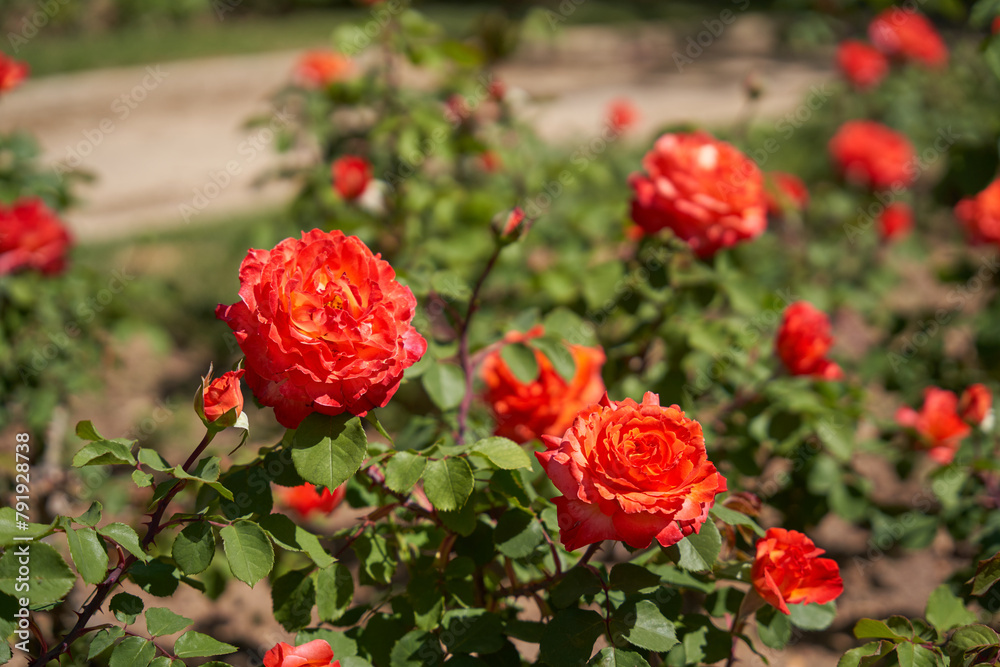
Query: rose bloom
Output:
[[0, 53, 28, 93], [752, 528, 844, 615], [959, 384, 992, 426], [203, 370, 246, 424], [536, 392, 727, 551], [216, 229, 427, 428], [629, 131, 767, 257], [955, 179, 1000, 246], [764, 172, 809, 216], [878, 202, 913, 242], [276, 483, 346, 518], [607, 99, 639, 133], [479, 150, 503, 173], [896, 387, 971, 464], [0, 199, 72, 276], [332, 156, 373, 201], [481, 326, 605, 444], [829, 120, 916, 191], [264, 639, 340, 667], [775, 302, 843, 380], [294, 50, 353, 88], [836, 40, 889, 89], [869, 8, 948, 68], [994, 17, 1000, 35]]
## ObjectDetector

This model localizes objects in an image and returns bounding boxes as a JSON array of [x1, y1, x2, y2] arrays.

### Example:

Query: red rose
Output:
[[536, 392, 727, 551], [0, 53, 28, 94], [764, 172, 809, 216], [959, 384, 992, 426], [202, 370, 246, 426], [0, 199, 72, 276], [955, 178, 1000, 246], [332, 156, 373, 201], [869, 8, 948, 68], [264, 639, 340, 667], [294, 50, 353, 88], [878, 202, 913, 242], [629, 131, 767, 257], [775, 302, 843, 380], [481, 326, 606, 444], [444, 94, 471, 125], [607, 99, 639, 133], [216, 229, 427, 428], [479, 150, 502, 173], [829, 120, 916, 191], [752, 528, 843, 615], [276, 483, 346, 518], [993, 17, 1000, 35], [836, 40, 889, 89], [896, 387, 971, 464]]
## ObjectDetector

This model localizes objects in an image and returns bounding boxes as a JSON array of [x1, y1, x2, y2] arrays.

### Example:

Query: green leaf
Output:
[[837, 641, 888, 667], [422, 458, 474, 511], [610, 600, 678, 652], [946, 624, 999, 659], [854, 618, 909, 642], [172, 522, 216, 575], [441, 609, 505, 654], [756, 606, 793, 649], [609, 563, 661, 595], [385, 452, 427, 493], [587, 648, 652, 667], [173, 631, 237, 659], [500, 342, 539, 383], [72, 439, 136, 467], [0, 507, 53, 546], [292, 413, 368, 491], [133, 470, 154, 488], [895, 641, 942, 667], [788, 601, 837, 631], [0, 541, 74, 607], [677, 521, 721, 572], [422, 363, 466, 411], [315, 563, 354, 622], [66, 526, 109, 585], [532, 337, 577, 383], [110, 592, 144, 624], [539, 608, 605, 667], [973, 553, 1000, 596], [76, 501, 103, 527], [99, 523, 150, 563], [354, 532, 397, 585], [550, 566, 604, 609], [469, 437, 532, 470], [390, 629, 442, 667], [76, 420, 103, 441], [258, 513, 334, 569], [109, 636, 155, 667], [88, 627, 125, 659], [145, 607, 193, 637], [272, 569, 316, 632], [173, 457, 221, 483], [220, 521, 274, 587], [138, 448, 171, 472], [128, 558, 180, 597], [494, 508, 544, 558], [925, 585, 976, 633], [710, 505, 765, 537]]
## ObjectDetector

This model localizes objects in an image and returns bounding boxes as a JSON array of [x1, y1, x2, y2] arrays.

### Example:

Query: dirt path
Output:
[[0, 16, 832, 242]]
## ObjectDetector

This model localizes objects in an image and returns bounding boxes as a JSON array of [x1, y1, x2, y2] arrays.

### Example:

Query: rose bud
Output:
[[959, 384, 992, 427], [536, 392, 727, 551], [829, 120, 916, 191], [775, 302, 843, 380], [764, 172, 809, 216], [869, 8, 948, 68], [481, 326, 606, 444], [0, 199, 72, 276], [216, 229, 426, 428], [629, 131, 767, 258], [836, 40, 889, 90], [752, 528, 843, 615], [264, 639, 340, 667], [293, 50, 353, 88], [275, 483, 347, 518], [878, 202, 913, 242], [896, 387, 971, 464], [0, 52, 29, 94], [955, 178, 1000, 247], [332, 155, 373, 201], [492, 207, 530, 244], [196, 369, 246, 429]]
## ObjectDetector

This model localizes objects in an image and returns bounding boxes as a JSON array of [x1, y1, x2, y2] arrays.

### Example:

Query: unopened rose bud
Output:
[[492, 207, 530, 244], [196, 369, 246, 429]]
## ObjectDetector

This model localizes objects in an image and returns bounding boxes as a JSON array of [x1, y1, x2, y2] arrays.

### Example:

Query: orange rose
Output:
[[216, 229, 427, 428], [629, 131, 767, 257], [878, 202, 913, 242], [276, 483, 346, 518], [829, 120, 916, 191], [0, 199, 72, 276], [869, 8, 948, 68], [764, 172, 809, 216], [294, 50, 353, 88], [955, 179, 1000, 246], [775, 302, 842, 380], [0, 53, 28, 94], [836, 40, 888, 90], [896, 387, 971, 464], [202, 370, 246, 426], [264, 639, 340, 667], [332, 156, 373, 201], [752, 528, 843, 615], [959, 384, 992, 427], [481, 327, 605, 444], [536, 392, 727, 551]]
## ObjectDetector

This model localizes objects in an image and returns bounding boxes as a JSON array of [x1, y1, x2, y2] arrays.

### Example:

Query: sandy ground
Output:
[[0, 16, 831, 242]]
